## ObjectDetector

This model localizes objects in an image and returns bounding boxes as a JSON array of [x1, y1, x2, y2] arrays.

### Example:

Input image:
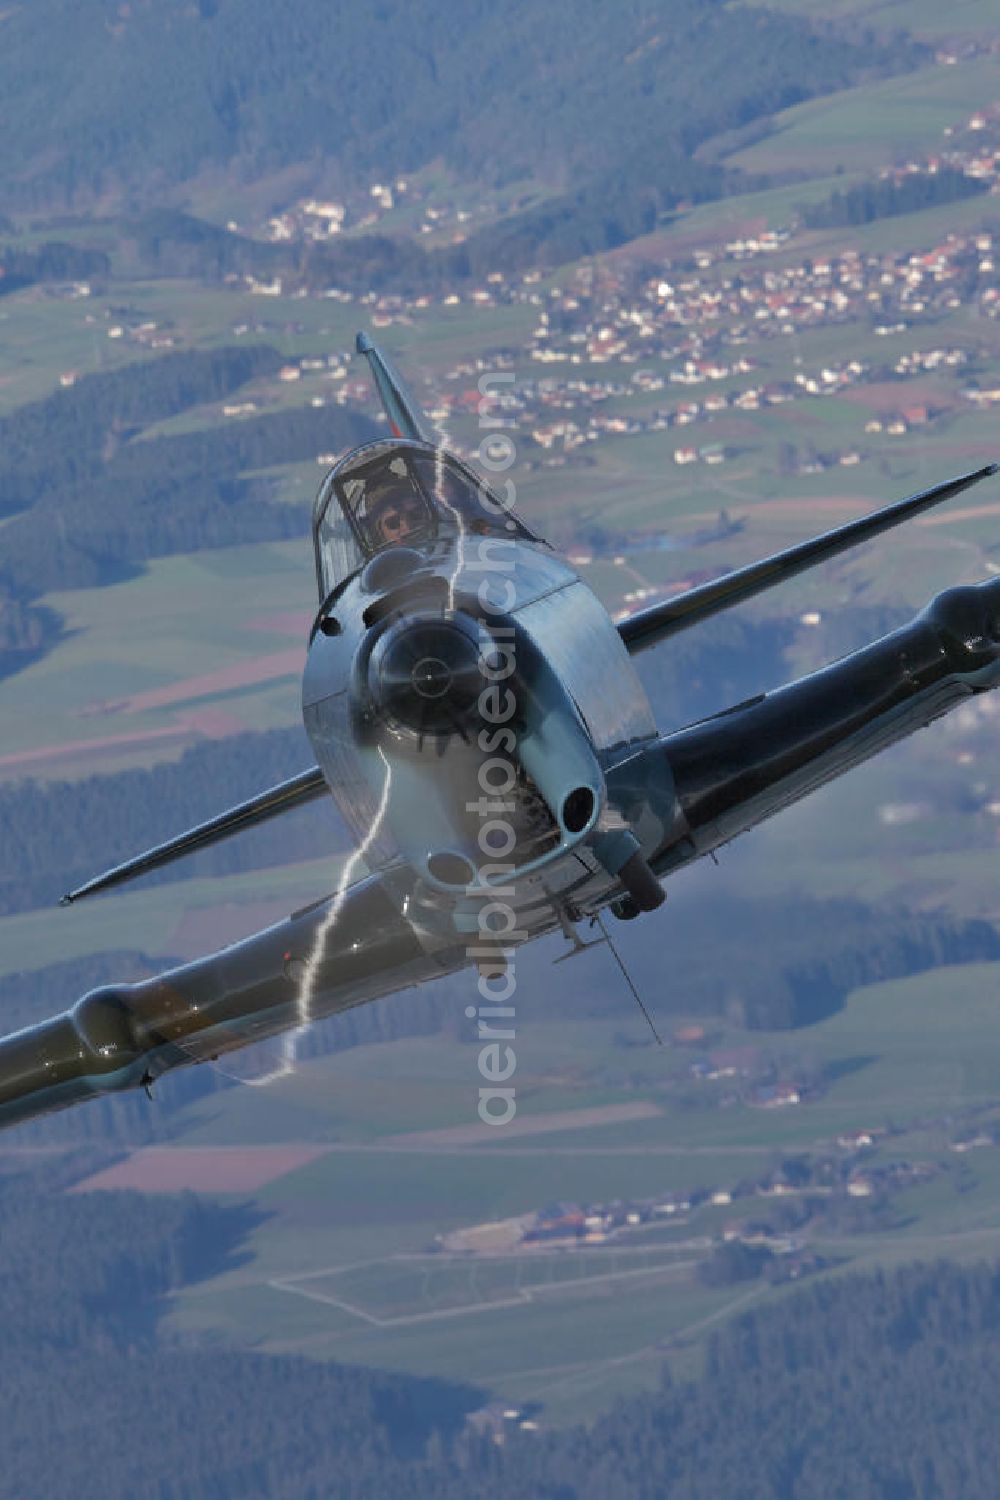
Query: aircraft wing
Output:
[[650, 566, 1000, 874], [61, 765, 328, 905], [0, 865, 458, 1131], [619, 465, 997, 655]]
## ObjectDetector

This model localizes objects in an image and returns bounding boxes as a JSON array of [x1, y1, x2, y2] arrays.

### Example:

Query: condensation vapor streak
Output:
[[226, 418, 473, 1087], [240, 751, 394, 1087], [431, 426, 466, 613]]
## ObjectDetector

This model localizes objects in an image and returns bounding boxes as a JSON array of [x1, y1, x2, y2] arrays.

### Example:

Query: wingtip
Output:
[[355, 330, 373, 354], [59, 893, 74, 908]]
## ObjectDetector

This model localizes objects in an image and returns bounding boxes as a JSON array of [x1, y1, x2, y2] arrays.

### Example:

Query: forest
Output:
[[4, 1151, 1000, 1500], [0, 240, 110, 297], [0, 0, 919, 280], [0, 346, 374, 678], [0, 396, 371, 594], [0, 1160, 481, 1499], [3, 344, 282, 465], [0, 342, 283, 523], [433, 1258, 1000, 1499], [802, 167, 989, 230], [0, 725, 333, 917]]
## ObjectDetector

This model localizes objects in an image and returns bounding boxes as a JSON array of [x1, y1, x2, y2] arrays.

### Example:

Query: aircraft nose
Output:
[[367, 613, 485, 735]]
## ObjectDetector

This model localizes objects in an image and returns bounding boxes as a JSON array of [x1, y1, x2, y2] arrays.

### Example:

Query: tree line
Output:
[[802, 167, 989, 230], [0, 345, 374, 679], [0, 725, 337, 917], [431, 1257, 1000, 1499], [0, 397, 370, 597], [0, 343, 282, 510], [0, 1160, 480, 1499], [0, 239, 110, 297]]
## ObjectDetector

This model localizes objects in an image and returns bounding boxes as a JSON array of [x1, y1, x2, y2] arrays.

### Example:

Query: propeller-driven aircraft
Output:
[[1, 332, 997, 1129]]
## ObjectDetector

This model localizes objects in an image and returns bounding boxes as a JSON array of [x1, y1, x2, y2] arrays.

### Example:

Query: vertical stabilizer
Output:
[[356, 330, 436, 443]]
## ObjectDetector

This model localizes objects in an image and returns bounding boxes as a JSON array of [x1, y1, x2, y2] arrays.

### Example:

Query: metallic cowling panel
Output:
[[512, 581, 657, 759], [303, 529, 635, 915], [305, 530, 581, 710], [305, 686, 402, 866]]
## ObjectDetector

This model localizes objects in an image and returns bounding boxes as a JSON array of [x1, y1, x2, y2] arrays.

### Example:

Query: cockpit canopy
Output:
[[312, 439, 537, 600]]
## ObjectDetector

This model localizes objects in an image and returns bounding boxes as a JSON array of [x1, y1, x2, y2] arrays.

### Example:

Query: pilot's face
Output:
[[372, 493, 424, 546]]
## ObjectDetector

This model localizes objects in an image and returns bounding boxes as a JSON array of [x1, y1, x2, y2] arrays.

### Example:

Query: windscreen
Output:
[[314, 485, 366, 598], [411, 452, 532, 538], [341, 453, 436, 554], [314, 441, 537, 599]]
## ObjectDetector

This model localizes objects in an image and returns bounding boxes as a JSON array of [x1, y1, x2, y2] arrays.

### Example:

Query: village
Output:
[[437, 1098, 1000, 1282], [202, 205, 994, 493], [245, 204, 996, 459], [64, 105, 999, 512], [245, 104, 1000, 460]]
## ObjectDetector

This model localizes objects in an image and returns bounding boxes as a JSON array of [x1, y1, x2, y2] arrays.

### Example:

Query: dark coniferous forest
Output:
[[5, 1165, 1000, 1500], [0, 0, 918, 217], [0, 347, 374, 654]]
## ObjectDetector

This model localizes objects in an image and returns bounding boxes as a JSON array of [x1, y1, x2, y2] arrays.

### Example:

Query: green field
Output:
[[0, 540, 311, 775], [725, 57, 1000, 176], [148, 957, 1000, 1422]]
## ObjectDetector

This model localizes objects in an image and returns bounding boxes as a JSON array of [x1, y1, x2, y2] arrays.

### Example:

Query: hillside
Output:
[[0, 0, 916, 225]]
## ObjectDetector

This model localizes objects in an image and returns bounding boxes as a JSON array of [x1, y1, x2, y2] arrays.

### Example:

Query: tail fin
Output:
[[356, 330, 436, 444]]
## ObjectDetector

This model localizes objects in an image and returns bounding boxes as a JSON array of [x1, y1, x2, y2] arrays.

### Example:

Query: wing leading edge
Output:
[[618, 464, 998, 656], [61, 765, 327, 906]]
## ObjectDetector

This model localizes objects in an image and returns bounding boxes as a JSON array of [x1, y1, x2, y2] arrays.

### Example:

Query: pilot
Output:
[[364, 477, 429, 549]]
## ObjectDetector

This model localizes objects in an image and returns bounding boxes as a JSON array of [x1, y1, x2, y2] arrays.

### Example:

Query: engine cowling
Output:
[[349, 606, 607, 898], [364, 610, 489, 737]]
